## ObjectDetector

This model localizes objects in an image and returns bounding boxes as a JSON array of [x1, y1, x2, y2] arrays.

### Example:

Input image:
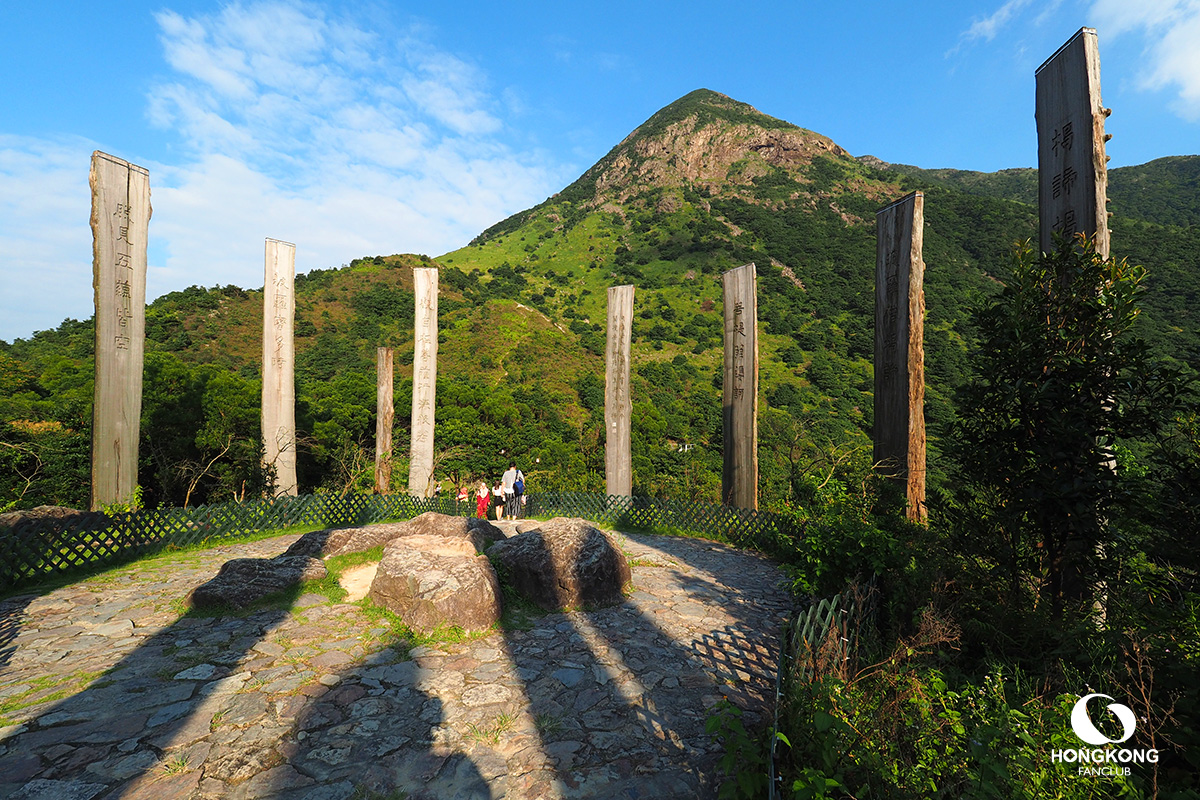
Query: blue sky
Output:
[[2, 0, 1198, 341]]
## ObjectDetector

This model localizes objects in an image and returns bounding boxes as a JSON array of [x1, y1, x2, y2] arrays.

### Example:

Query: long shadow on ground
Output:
[[489, 527, 791, 799], [0, 523, 790, 800]]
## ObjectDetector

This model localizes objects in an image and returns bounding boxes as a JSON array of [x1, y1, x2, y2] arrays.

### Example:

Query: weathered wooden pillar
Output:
[[874, 192, 927, 522], [605, 285, 634, 497], [1038, 28, 1112, 611], [407, 268, 438, 498], [90, 152, 151, 510], [722, 263, 758, 510], [1036, 27, 1109, 258], [262, 238, 298, 496], [375, 347, 395, 494]]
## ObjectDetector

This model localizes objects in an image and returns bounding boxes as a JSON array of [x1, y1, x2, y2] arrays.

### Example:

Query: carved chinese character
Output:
[[1060, 165, 1077, 195], [734, 301, 744, 316], [115, 252, 131, 269], [881, 361, 897, 386], [1052, 122, 1075, 156]]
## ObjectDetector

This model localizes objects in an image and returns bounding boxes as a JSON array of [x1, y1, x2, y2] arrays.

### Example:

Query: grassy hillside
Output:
[[2, 89, 1197, 510]]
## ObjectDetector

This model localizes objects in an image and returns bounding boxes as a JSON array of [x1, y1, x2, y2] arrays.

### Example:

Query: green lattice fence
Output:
[[1, 491, 803, 593], [0, 493, 469, 593], [527, 491, 801, 557], [769, 580, 878, 799]]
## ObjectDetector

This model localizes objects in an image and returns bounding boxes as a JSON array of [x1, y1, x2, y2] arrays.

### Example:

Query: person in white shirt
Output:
[[501, 462, 524, 519]]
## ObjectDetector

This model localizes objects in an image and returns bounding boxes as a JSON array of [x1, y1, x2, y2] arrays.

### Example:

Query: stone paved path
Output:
[[0, 522, 792, 799]]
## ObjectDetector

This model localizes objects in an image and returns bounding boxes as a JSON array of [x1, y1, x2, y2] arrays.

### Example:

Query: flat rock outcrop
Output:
[[188, 554, 327, 610], [286, 512, 502, 559], [0, 505, 99, 531], [367, 534, 501, 633], [488, 517, 632, 611]]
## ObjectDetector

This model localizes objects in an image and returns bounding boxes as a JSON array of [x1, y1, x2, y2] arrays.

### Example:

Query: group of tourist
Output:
[[454, 462, 526, 520]]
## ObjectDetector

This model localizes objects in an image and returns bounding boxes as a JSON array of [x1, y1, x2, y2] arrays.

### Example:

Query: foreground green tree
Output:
[[949, 237, 1182, 623]]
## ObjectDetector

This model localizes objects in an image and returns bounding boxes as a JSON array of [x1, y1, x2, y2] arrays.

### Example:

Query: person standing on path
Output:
[[475, 480, 489, 519], [501, 462, 524, 520], [493, 480, 506, 520]]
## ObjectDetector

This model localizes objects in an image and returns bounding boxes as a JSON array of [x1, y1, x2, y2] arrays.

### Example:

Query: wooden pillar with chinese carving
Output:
[[721, 263, 758, 510], [874, 192, 927, 522], [407, 267, 438, 498], [375, 347, 394, 494], [90, 151, 151, 510], [1036, 27, 1109, 259], [605, 285, 634, 497], [262, 238, 298, 496]]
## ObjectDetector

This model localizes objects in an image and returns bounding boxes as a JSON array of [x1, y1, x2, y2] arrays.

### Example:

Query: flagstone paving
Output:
[[0, 522, 792, 799]]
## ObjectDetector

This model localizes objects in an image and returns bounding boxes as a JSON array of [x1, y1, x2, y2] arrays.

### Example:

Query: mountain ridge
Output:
[[2, 88, 1197, 510]]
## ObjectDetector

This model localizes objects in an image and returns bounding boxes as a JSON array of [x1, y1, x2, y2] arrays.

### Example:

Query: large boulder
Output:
[[286, 512, 502, 559], [189, 554, 327, 610], [488, 517, 632, 611], [367, 534, 501, 633], [0, 505, 99, 531]]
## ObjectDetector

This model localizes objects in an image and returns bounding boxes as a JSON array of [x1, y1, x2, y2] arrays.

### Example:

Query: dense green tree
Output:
[[948, 238, 1186, 620]]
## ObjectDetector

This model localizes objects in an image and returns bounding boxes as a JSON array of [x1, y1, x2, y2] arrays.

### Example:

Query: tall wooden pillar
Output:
[[262, 238, 298, 496], [90, 152, 151, 510], [605, 285, 634, 497], [376, 347, 394, 494], [1036, 27, 1109, 258], [722, 263, 758, 510], [407, 268, 438, 498], [874, 192, 926, 522]]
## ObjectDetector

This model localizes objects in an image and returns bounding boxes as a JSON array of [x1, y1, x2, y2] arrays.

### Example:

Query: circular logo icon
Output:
[[1071, 693, 1136, 745]]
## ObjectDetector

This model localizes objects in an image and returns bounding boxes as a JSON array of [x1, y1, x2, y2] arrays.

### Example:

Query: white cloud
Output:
[[960, 0, 1037, 44], [0, 136, 96, 340], [1092, 0, 1200, 120], [1, 0, 572, 340]]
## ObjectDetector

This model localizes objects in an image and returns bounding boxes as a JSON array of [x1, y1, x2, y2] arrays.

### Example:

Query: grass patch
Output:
[[465, 711, 517, 746], [349, 785, 408, 800], [487, 554, 551, 632], [0, 522, 327, 603], [535, 712, 564, 736], [301, 545, 386, 605], [0, 670, 107, 725], [160, 755, 190, 775]]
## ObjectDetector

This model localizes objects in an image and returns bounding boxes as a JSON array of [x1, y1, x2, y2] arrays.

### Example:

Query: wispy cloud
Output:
[[1, 0, 571, 340], [0, 135, 95, 339], [961, 0, 1038, 43], [1092, 0, 1200, 121], [947, 0, 1064, 57]]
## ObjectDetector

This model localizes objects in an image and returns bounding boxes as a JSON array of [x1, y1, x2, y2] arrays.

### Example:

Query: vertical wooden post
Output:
[[605, 285, 634, 497], [407, 267, 438, 498], [262, 238, 298, 496], [1036, 27, 1109, 258], [90, 151, 150, 510], [722, 263, 758, 510], [874, 192, 926, 522], [376, 347, 394, 494], [1038, 28, 1112, 611]]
